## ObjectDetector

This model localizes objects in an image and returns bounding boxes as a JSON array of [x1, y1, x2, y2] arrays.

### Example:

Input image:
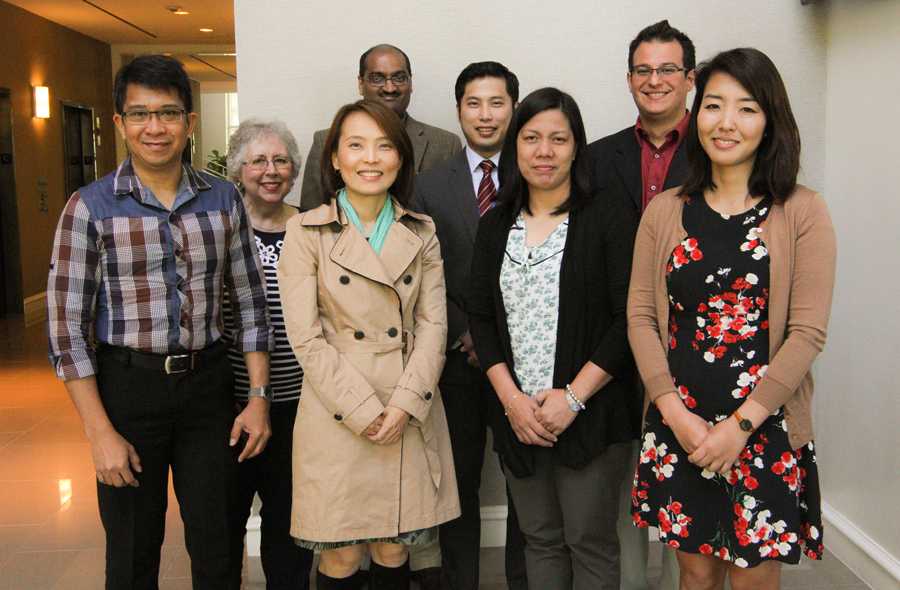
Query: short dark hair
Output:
[[680, 48, 801, 203], [497, 87, 592, 216], [113, 54, 193, 115], [454, 61, 519, 106], [628, 20, 696, 73], [319, 100, 415, 206], [358, 44, 412, 78]]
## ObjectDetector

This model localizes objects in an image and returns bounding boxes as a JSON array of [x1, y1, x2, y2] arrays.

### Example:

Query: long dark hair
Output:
[[681, 47, 801, 202], [319, 100, 415, 206], [497, 87, 592, 215]]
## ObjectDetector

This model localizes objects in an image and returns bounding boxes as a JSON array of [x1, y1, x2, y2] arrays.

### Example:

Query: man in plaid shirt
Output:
[[47, 55, 274, 590]]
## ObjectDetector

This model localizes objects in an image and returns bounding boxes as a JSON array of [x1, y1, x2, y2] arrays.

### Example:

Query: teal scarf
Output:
[[337, 189, 395, 255]]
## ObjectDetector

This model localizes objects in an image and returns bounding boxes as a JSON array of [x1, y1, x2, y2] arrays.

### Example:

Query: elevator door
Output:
[[0, 88, 22, 315], [63, 104, 97, 199]]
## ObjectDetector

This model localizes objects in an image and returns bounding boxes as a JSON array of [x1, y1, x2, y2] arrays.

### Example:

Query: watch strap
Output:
[[247, 385, 273, 402]]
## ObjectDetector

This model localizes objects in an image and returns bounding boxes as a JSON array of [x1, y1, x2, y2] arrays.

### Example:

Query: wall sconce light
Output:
[[33, 86, 50, 119]]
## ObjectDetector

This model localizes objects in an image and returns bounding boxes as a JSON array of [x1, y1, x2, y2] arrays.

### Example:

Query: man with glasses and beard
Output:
[[299, 44, 461, 212]]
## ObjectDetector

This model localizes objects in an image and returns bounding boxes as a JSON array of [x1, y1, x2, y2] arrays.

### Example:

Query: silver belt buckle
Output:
[[164, 353, 192, 374]]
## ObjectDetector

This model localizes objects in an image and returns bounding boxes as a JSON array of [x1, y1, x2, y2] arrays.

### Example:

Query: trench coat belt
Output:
[[325, 331, 415, 354]]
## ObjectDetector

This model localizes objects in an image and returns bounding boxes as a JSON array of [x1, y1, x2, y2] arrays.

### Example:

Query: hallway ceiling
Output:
[[6, 1, 236, 81], [6, 0, 234, 44]]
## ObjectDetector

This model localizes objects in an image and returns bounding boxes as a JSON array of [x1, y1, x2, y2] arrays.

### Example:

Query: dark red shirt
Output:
[[635, 111, 690, 212]]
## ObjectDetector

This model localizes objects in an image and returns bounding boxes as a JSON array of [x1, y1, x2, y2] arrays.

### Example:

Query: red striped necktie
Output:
[[477, 159, 496, 216]]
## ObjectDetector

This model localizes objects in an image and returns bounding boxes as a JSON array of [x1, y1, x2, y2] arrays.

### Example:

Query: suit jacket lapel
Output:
[[614, 130, 643, 211], [450, 151, 479, 243], [406, 116, 427, 172]]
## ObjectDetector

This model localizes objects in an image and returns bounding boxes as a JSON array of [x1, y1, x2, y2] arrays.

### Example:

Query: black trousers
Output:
[[227, 397, 313, 590], [95, 344, 236, 590], [439, 351, 528, 590]]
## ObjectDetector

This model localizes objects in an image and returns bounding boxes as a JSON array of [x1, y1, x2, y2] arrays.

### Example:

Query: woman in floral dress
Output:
[[627, 48, 836, 589]]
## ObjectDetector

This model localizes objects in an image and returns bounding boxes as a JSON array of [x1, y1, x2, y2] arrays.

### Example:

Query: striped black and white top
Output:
[[223, 229, 302, 403]]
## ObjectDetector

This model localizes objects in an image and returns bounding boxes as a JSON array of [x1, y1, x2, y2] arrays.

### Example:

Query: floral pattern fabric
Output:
[[500, 213, 568, 396], [632, 196, 824, 568]]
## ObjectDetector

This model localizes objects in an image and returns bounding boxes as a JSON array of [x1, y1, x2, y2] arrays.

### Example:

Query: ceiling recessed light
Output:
[[199, 27, 214, 33], [167, 5, 190, 15]]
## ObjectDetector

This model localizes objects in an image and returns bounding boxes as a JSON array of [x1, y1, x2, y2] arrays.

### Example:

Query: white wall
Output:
[[235, 0, 827, 203], [816, 1, 900, 587], [199, 92, 230, 168]]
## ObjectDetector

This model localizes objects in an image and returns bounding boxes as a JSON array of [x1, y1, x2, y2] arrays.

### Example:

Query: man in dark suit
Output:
[[587, 20, 696, 590], [299, 44, 461, 211], [412, 62, 527, 590]]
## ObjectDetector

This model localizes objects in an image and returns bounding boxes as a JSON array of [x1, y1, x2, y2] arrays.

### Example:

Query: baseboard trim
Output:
[[480, 504, 508, 548], [23, 292, 46, 327], [822, 501, 900, 589], [246, 515, 262, 557]]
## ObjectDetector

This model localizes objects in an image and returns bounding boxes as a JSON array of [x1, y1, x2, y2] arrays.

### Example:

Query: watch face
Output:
[[739, 418, 754, 432]]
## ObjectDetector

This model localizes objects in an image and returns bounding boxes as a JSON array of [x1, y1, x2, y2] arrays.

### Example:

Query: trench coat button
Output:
[[334, 413, 343, 421], [354, 330, 365, 340], [339, 275, 350, 284], [403, 274, 413, 285], [387, 327, 398, 338], [424, 391, 433, 400]]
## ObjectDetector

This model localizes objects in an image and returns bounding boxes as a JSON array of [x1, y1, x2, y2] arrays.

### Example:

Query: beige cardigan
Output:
[[627, 185, 836, 449]]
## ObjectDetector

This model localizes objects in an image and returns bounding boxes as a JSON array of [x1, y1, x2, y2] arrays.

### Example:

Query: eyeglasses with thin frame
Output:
[[243, 155, 293, 172], [630, 64, 686, 78], [365, 72, 410, 87], [122, 108, 186, 125]]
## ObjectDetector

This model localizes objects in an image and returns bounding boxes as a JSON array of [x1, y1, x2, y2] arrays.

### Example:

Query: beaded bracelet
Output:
[[565, 383, 586, 411]]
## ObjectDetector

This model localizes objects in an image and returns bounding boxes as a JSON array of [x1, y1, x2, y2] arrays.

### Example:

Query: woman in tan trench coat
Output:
[[278, 100, 460, 590]]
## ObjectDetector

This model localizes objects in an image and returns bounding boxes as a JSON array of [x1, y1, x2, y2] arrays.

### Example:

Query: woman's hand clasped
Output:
[[534, 388, 577, 437], [366, 406, 410, 445], [688, 418, 750, 475], [505, 392, 557, 447]]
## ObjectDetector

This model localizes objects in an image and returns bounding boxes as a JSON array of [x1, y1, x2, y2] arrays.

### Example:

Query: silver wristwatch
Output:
[[247, 385, 274, 402]]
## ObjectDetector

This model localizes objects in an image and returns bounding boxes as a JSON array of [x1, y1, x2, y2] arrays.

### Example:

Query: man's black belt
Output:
[[98, 340, 227, 375]]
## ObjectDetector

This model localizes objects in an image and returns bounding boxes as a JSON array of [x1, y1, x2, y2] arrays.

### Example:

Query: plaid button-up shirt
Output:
[[47, 158, 273, 381]]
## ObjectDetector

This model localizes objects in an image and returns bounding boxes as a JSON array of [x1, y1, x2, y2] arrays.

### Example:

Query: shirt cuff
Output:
[[53, 349, 98, 381]]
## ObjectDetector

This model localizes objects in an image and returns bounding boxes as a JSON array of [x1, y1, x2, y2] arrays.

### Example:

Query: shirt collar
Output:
[[634, 110, 691, 146], [465, 145, 500, 175], [113, 157, 212, 203]]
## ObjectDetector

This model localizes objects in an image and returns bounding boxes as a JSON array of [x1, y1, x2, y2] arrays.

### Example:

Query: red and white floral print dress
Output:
[[631, 196, 824, 568]]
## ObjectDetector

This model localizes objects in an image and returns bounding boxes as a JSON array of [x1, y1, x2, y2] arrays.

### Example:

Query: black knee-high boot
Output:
[[369, 559, 410, 590], [316, 569, 366, 589]]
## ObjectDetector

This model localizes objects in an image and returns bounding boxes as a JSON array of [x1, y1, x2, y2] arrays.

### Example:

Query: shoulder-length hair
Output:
[[681, 47, 801, 202], [319, 100, 415, 206], [497, 87, 592, 216]]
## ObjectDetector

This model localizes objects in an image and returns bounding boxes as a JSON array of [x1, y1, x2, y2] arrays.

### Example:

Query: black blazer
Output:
[[410, 151, 479, 355], [467, 192, 641, 478], [587, 125, 689, 215]]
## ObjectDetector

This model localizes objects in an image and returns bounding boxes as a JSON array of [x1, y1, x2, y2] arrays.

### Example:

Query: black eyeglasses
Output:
[[631, 65, 686, 78], [122, 108, 186, 125], [365, 72, 410, 87]]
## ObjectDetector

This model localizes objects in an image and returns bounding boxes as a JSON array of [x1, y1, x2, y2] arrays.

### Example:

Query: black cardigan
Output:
[[467, 192, 641, 477]]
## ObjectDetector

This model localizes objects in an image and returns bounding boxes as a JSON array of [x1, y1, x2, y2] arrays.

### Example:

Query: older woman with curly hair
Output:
[[223, 118, 314, 589]]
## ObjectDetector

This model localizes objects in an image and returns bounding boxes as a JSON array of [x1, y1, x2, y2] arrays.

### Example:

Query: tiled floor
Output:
[[0, 316, 871, 589]]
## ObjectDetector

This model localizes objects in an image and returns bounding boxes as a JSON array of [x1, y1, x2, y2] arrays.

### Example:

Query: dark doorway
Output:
[[0, 88, 23, 315], [62, 104, 97, 199]]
